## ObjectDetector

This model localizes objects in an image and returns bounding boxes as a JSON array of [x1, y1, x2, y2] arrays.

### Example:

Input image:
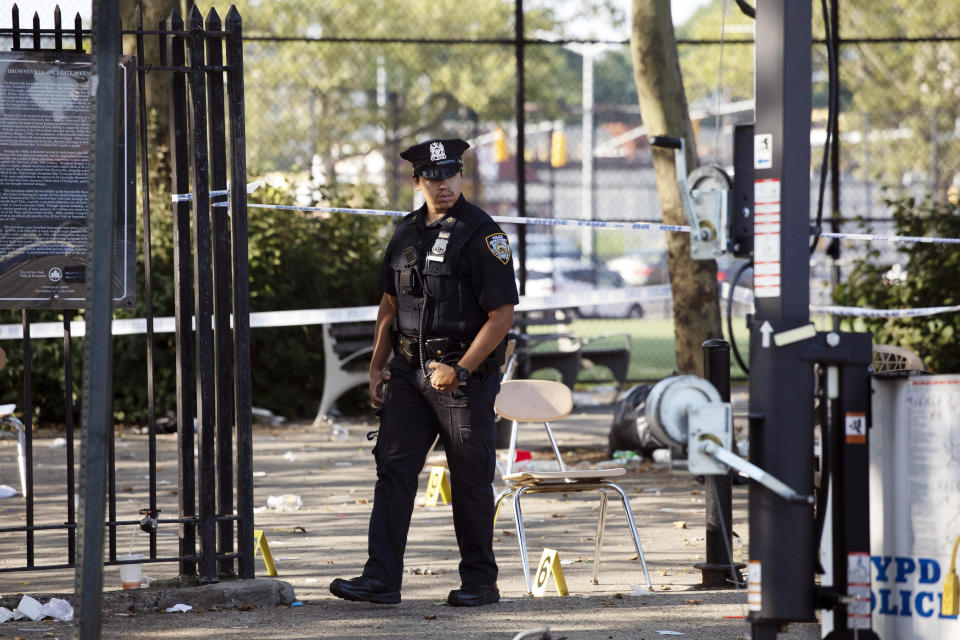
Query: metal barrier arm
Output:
[[698, 438, 814, 505]]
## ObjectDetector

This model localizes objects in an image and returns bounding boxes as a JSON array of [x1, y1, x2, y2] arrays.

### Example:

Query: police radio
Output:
[[404, 246, 430, 374], [399, 246, 422, 296]]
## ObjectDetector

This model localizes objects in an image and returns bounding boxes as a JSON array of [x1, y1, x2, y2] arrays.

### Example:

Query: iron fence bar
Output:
[[107, 376, 117, 561], [74, 13, 83, 50], [11, 4, 20, 50], [168, 8, 198, 579], [135, 4, 160, 563], [21, 310, 34, 567], [31, 12, 40, 49], [64, 311, 77, 563], [0, 516, 201, 533], [204, 7, 237, 580], [187, 4, 218, 584], [225, 5, 255, 580], [53, 6, 62, 50]]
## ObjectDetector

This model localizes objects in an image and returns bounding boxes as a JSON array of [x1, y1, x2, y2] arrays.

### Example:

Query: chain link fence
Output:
[[4, 1, 957, 388]]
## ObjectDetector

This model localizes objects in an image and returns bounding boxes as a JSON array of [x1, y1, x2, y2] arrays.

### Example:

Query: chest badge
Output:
[[485, 233, 511, 265], [427, 230, 451, 263]]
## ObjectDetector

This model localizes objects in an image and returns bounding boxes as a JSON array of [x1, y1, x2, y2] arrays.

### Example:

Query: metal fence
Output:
[[1, 1, 957, 387], [223, 0, 959, 384], [0, 4, 255, 583]]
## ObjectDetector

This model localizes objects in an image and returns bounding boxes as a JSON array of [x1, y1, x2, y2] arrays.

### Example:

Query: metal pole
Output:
[[75, 0, 119, 635], [749, 0, 815, 634], [580, 47, 594, 262], [696, 339, 742, 587], [515, 0, 526, 296]]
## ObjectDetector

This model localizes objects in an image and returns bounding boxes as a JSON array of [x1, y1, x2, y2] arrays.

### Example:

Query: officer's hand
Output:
[[370, 367, 390, 407], [428, 361, 458, 393]]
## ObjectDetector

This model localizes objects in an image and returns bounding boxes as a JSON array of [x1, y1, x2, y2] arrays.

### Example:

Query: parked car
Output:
[[716, 256, 753, 289], [511, 232, 583, 273], [606, 249, 669, 286], [525, 266, 645, 319]]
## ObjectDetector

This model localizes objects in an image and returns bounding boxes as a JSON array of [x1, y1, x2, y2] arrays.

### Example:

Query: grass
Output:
[[527, 316, 751, 386]]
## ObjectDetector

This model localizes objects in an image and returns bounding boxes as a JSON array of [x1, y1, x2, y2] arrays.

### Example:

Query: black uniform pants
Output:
[[361, 356, 499, 590]]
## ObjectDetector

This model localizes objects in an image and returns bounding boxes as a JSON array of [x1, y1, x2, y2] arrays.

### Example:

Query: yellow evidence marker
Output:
[[424, 466, 452, 507], [253, 529, 278, 577], [532, 548, 569, 597]]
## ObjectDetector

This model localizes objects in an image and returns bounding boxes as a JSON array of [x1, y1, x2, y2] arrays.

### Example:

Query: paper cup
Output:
[[118, 553, 143, 589]]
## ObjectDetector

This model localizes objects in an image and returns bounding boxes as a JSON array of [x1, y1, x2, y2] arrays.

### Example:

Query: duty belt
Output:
[[394, 334, 499, 374]]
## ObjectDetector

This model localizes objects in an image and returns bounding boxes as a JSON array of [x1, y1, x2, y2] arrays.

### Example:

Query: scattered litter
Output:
[[0, 485, 17, 498], [305, 578, 318, 583], [0, 607, 13, 623], [630, 585, 650, 595], [49, 437, 67, 448], [423, 613, 437, 620], [330, 424, 350, 442], [272, 526, 307, 534], [333, 461, 352, 467], [41, 598, 73, 621], [684, 599, 703, 605], [291, 601, 303, 607], [643, 487, 663, 494], [651, 449, 671, 463], [283, 452, 297, 462], [13, 595, 43, 621], [252, 407, 285, 427], [253, 471, 267, 477], [655, 632, 684, 636], [673, 521, 687, 529], [165, 604, 192, 613], [266, 495, 302, 512]]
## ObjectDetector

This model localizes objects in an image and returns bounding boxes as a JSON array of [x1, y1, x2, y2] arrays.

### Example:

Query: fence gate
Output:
[[0, 4, 254, 586]]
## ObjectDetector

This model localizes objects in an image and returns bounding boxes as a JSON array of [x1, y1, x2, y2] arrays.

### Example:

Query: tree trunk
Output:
[[630, 0, 722, 375]]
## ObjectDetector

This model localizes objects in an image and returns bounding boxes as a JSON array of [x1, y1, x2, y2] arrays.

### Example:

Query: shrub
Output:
[[832, 195, 960, 373]]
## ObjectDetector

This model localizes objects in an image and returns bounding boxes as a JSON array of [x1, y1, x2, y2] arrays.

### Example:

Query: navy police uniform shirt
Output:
[[379, 195, 519, 324]]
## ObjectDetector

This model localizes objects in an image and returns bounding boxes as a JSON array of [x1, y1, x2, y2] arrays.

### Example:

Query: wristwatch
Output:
[[453, 363, 470, 383]]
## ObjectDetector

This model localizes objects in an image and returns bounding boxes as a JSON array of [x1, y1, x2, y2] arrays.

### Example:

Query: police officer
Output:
[[330, 138, 518, 606]]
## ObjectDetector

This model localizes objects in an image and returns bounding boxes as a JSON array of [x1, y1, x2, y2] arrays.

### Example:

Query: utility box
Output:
[[870, 374, 960, 639]]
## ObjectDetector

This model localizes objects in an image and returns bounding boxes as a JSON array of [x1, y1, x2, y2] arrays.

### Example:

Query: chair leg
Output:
[[592, 488, 609, 585], [493, 488, 513, 529], [505, 419, 519, 476], [513, 486, 533, 593], [605, 482, 652, 588]]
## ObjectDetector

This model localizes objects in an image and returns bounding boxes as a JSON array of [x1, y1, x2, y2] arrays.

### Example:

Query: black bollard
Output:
[[694, 339, 745, 588]]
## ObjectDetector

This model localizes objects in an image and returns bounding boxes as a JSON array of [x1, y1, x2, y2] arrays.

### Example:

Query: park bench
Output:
[[515, 311, 632, 391], [312, 321, 376, 426], [312, 310, 633, 424]]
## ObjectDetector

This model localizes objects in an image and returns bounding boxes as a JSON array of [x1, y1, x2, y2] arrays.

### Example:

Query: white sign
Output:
[[754, 133, 773, 169]]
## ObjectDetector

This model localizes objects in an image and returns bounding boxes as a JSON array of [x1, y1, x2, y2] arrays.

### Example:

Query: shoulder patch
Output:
[[485, 233, 511, 264]]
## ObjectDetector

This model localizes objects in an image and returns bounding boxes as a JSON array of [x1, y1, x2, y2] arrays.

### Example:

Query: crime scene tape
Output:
[[0, 286, 674, 341], [810, 304, 960, 318], [173, 181, 960, 245]]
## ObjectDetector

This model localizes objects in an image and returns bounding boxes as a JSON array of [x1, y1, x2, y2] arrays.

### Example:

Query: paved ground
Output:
[[0, 387, 821, 639]]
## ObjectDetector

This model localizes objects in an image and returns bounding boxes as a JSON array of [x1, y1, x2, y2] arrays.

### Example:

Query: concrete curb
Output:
[[1, 578, 296, 615]]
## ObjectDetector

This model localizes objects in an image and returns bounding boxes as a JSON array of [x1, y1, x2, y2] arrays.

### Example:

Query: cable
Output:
[[709, 478, 746, 588], [811, 0, 838, 254], [726, 260, 752, 375], [733, 0, 755, 19]]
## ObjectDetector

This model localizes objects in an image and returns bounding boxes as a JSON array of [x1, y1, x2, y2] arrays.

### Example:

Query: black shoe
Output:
[[447, 583, 500, 607], [329, 576, 400, 604]]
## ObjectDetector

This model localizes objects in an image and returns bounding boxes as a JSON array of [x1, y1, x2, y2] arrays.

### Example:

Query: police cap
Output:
[[400, 138, 470, 180]]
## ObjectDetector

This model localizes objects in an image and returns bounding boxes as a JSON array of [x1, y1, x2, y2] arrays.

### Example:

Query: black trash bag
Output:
[[607, 384, 667, 457]]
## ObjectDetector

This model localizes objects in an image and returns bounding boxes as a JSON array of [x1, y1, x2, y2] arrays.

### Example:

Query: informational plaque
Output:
[[0, 51, 136, 309]]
